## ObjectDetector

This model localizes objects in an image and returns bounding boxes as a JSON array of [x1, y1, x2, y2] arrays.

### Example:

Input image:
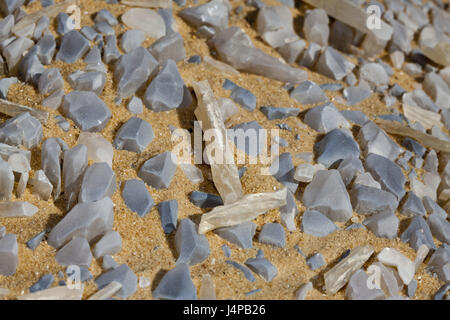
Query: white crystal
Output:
[[77, 132, 113, 167], [377, 248, 415, 285]]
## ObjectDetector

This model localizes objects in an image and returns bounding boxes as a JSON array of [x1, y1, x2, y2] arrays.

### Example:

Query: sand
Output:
[[0, 0, 447, 300]]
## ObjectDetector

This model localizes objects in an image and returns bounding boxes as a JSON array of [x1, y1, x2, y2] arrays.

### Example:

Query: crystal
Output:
[[102, 255, 118, 271], [95, 9, 118, 26], [245, 257, 277, 282], [256, 5, 299, 48], [190, 191, 223, 208], [340, 110, 369, 126], [81, 26, 98, 41], [2, 36, 34, 71], [290, 80, 328, 105], [260, 106, 299, 120], [427, 213, 450, 244], [31, 170, 53, 201], [303, 9, 329, 46], [427, 246, 450, 282], [400, 216, 435, 251], [301, 210, 338, 237], [127, 96, 143, 115], [0, 77, 17, 99], [88, 281, 122, 300], [68, 71, 106, 95], [0, 112, 43, 149], [199, 274, 216, 300], [217, 98, 238, 121], [345, 269, 385, 300], [304, 102, 350, 133], [400, 191, 426, 217], [179, 0, 228, 31], [377, 248, 415, 285], [357, 121, 402, 161], [158, 199, 178, 233], [41, 138, 62, 199], [114, 117, 154, 153], [138, 151, 177, 189], [56, 12, 74, 35], [148, 32, 186, 64], [55, 236, 92, 267], [299, 42, 321, 69], [55, 30, 89, 63], [175, 218, 210, 266], [314, 128, 360, 168], [152, 263, 196, 300], [343, 84, 372, 106], [122, 179, 154, 217], [17, 284, 84, 300], [363, 212, 399, 239], [29, 274, 54, 293], [0, 234, 18, 276], [77, 132, 113, 167], [226, 260, 255, 282], [103, 35, 121, 64], [316, 46, 355, 81], [423, 72, 450, 111], [277, 39, 306, 64], [95, 264, 137, 299], [26, 231, 45, 251], [0, 158, 13, 200], [121, 8, 165, 38], [93, 231, 122, 259], [214, 221, 256, 249], [359, 63, 390, 87], [350, 184, 398, 215], [79, 162, 116, 203], [296, 282, 313, 300]]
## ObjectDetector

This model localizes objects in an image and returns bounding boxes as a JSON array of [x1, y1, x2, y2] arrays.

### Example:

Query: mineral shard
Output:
[[138, 151, 177, 189], [175, 219, 210, 266], [122, 179, 154, 217], [79, 162, 116, 203], [114, 117, 154, 153], [152, 263, 197, 300], [214, 221, 256, 249], [0, 234, 18, 276]]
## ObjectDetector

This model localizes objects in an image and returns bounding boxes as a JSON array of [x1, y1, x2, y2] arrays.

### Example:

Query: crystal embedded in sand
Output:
[[63, 144, 88, 209], [0, 234, 18, 276], [192, 80, 243, 204], [0, 201, 39, 218], [41, 138, 62, 199], [121, 8, 165, 39], [31, 170, 53, 201], [0, 112, 43, 149], [17, 284, 84, 300], [114, 117, 154, 153], [0, 158, 13, 200], [324, 245, 374, 295], [377, 248, 415, 285], [198, 188, 287, 234], [78, 162, 116, 203], [179, 0, 229, 31], [95, 264, 137, 299], [175, 218, 210, 266], [256, 5, 299, 48]]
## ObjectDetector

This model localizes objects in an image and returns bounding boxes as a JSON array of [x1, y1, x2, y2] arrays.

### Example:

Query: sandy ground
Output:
[[0, 0, 447, 299]]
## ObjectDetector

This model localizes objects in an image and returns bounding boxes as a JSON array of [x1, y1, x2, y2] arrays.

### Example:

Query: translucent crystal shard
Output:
[[175, 218, 210, 266], [31, 170, 53, 201], [0, 158, 13, 200], [95, 264, 137, 299], [63, 144, 88, 209], [303, 9, 329, 46], [79, 162, 116, 203], [93, 230, 122, 259], [211, 27, 307, 84], [0, 112, 43, 149], [148, 32, 186, 64], [377, 248, 415, 285], [304, 103, 350, 133], [47, 197, 114, 249], [301, 210, 339, 237], [55, 236, 93, 267], [17, 284, 84, 300], [55, 30, 90, 63], [41, 138, 62, 199], [114, 117, 154, 153], [138, 151, 177, 189], [198, 188, 287, 234], [324, 245, 374, 295], [314, 128, 360, 168], [214, 221, 256, 249], [192, 80, 243, 204], [179, 0, 228, 31], [199, 274, 216, 300], [0, 201, 38, 217], [0, 234, 18, 276], [121, 8, 165, 39], [152, 263, 197, 300], [345, 269, 385, 300], [77, 132, 113, 167], [256, 5, 299, 48], [122, 179, 154, 217]]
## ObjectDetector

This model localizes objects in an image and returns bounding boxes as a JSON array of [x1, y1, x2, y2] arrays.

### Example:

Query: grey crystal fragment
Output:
[[214, 221, 256, 249], [337, 156, 364, 186], [365, 153, 406, 200], [79, 162, 116, 203], [148, 32, 186, 64], [38, 68, 63, 95], [55, 236, 93, 267], [63, 144, 88, 209], [0, 234, 17, 276], [357, 121, 402, 161], [229, 86, 256, 112], [428, 213, 450, 244], [103, 35, 121, 64], [138, 151, 177, 189], [62, 91, 111, 132], [346, 223, 366, 230], [269, 152, 298, 194], [56, 30, 89, 64], [345, 269, 385, 300], [36, 34, 55, 65], [434, 283, 450, 300], [225, 260, 256, 282], [299, 42, 321, 69], [190, 191, 223, 208], [304, 103, 350, 133], [26, 231, 45, 251], [303, 9, 329, 46], [400, 192, 426, 217], [0, 226, 5, 238], [95, 264, 137, 299], [340, 110, 369, 126], [0, 112, 43, 149], [119, 30, 144, 54], [363, 212, 399, 239], [152, 263, 197, 300], [277, 39, 306, 64], [81, 26, 98, 41], [400, 216, 435, 251], [343, 84, 372, 106], [0, 158, 13, 201], [56, 12, 75, 35], [114, 117, 154, 153], [279, 189, 298, 231], [314, 128, 360, 168], [93, 231, 122, 259], [127, 96, 143, 115], [258, 223, 285, 248], [95, 21, 115, 36], [158, 200, 178, 234], [229, 121, 266, 157], [245, 257, 277, 282], [316, 46, 355, 81], [290, 80, 328, 105], [401, 138, 425, 158], [402, 89, 440, 113], [389, 84, 406, 97], [359, 63, 390, 87], [301, 210, 338, 237], [158, 8, 175, 34], [302, 169, 353, 222], [102, 255, 118, 270], [260, 106, 300, 120], [30, 274, 54, 293], [69, 71, 106, 96], [306, 253, 325, 270], [423, 196, 447, 219], [3, 36, 34, 72], [427, 246, 450, 282], [350, 184, 398, 215], [175, 219, 210, 266], [114, 47, 158, 99], [187, 55, 201, 64], [122, 179, 154, 217], [221, 245, 231, 257], [0, 14, 14, 39], [47, 197, 114, 249], [179, 0, 228, 31], [95, 9, 118, 26], [0, 77, 17, 99], [144, 59, 185, 112], [31, 170, 53, 201]]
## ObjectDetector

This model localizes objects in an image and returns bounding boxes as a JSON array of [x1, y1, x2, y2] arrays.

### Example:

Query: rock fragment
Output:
[[214, 221, 256, 249], [400, 191, 426, 217], [95, 264, 137, 299], [377, 248, 415, 285], [31, 170, 53, 201], [138, 151, 177, 189], [55, 236, 93, 267], [345, 269, 385, 300], [316, 46, 355, 81], [350, 184, 398, 215], [258, 223, 285, 248], [29, 274, 54, 293], [260, 106, 300, 120], [148, 32, 186, 63], [304, 103, 350, 133], [158, 200, 178, 233], [290, 80, 328, 105], [257, 5, 299, 48], [0, 158, 13, 200], [122, 179, 154, 217], [245, 257, 277, 282], [122, 8, 165, 38], [55, 30, 89, 63], [179, 0, 228, 31], [314, 128, 360, 168], [190, 191, 223, 208], [114, 117, 154, 153], [0, 201, 38, 218], [306, 253, 325, 271], [301, 210, 338, 237], [0, 112, 43, 149], [303, 9, 329, 46], [152, 263, 196, 300], [363, 212, 399, 239], [175, 219, 210, 266], [79, 162, 116, 203], [93, 231, 122, 259], [0, 234, 18, 276]]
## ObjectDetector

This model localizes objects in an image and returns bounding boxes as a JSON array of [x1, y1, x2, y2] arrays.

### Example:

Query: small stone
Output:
[[303, 102, 350, 133], [299, 42, 322, 69], [122, 8, 165, 39], [0, 77, 17, 99], [350, 184, 398, 215], [138, 152, 177, 189], [245, 257, 277, 282], [400, 192, 426, 217], [337, 156, 364, 186], [81, 26, 98, 41], [296, 282, 313, 300], [31, 170, 53, 201], [152, 263, 196, 300], [316, 46, 355, 81], [377, 248, 415, 285], [38, 68, 63, 96], [294, 163, 315, 183], [26, 231, 45, 251], [56, 12, 75, 35], [303, 9, 329, 47], [423, 196, 447, 219], [55, 236, 93, 267], [0, 112, 43, 149], [93, 231, 122, 259], [401, 138, 426, 158], [179, 163, 203, 184], [214, 221, 256, 249], [427, 213, 450, 244], [144, 59, 185, 112], [79, 162, 116, 203], [2, 36, 34, 71], [269, 152, 298, 193], [95, 9, 118, 26], [228, 85, 256, 112], [0, 14, 14, 40], [277, 39, 306, 64], [217, 98, 238, 120], [0, 234, 18, 276], [175, 219, 210, 266], [29, 274, 54, 293], [121, 179, 154, 218], [357, 121, 402, 161], [423, 72, 450, 111], [95, 264, 137, 299], [55, 30, 89, 64], [363, 212, 399, 239], [260, 106, 300, 120], [256, 5, 298, 48], [103, 35, 121, 64], [290, 80, 328, 105], [77, 132, 113, 167], [320, 83, 343, 92], [179, 0, 228, 31], [127, 96, 143, 115], [427, 246, 450, 282], [400, 216, 436, 251], [62, 91, 111, 132], [187, 55, 201, 64], [0, 158, 13, 201], [42, 89, 64, 110], [158, 200, 178, 234], [157, 7, 176, 34], [314, 128, 360, 168], [102, 255, 118, 271], [390, 50, 404, 69], [340, 110, 369, 126], [279, 190, 298, 231], [301, 210, 339, 237], [35, 34, 55, 65], [345, 269, 385, 300], [306, 253, 325, 271], [365, 153, 406, 201], [47, 197, 114, 249], [258, 223, 285, 248], [148, 32, 186, 64], [343, 84, 372, 106], [221, 245, 231, 257], [68, 71, 106, 96], [359, 63, 390, 87], [114, 117, 154, 153]]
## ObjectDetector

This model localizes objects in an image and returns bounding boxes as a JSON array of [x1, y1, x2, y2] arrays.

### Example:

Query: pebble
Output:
[[258, 223, 286, 248], [343, 84, 372, 106], [148, 32, 186, 64], [337, 156, 364, 186], [269, 152, 298, 194], [26, 231, 46, 251], [377, 248, 415, 285], [279, 190, 299, 231], [0, 234, 18, 276], [299, 42, 322, 69], [190, 191, 223, 208], [114, 117, 154, 153], [95, 264, 137, 299], [304, 102, 350, 133], [345, 269, 385, 300], [290, 80, 328, 105], [175, 219, 210, 266], [215, 221, 256, 249], [257, 5, 298, 48], [68, 71, 106, 96], [363, 212, 399, 239], [127, 96, 143, 115], [158, 200, 178, 234], [93, 230, 122, 259], [0, 201, 38, 218], [79, 162, 116, 203], [427, 213, 450, 244], [306, 253, 325, 270], [427, 246, 450, 282], [301, 210, 339, 237], [55, 236, 93, 267], [228, 85, 257, 112], [350, 184, 399, 215], [102, 255, 118, 271], [121, 177, 154, 217], [3, 37, 34, 71], [95, 9, 118, 26], [103, 35, 121, 64], [31, 170, 53, 201], [245, 257, 277, 282], [29, 274, 54, 293], [221, 244, 231, 257], [316, 46, 355, 81], [81, 26, 98, 41], [152, 263, 197, 300], [76, 132, 113, 168], [55, 30, 90, 63], [0, 77, 17, 99], [122, 8, 165, 39], [400, 191, 426, 217], [138, 152, 177, 189], [357, 121, 402, 161], [314, 128, 360, 168], [0, 158, 13, 200], [179, 0, 228, 31], [277, 39, 306, 64], [56, 12, 75, 35]]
